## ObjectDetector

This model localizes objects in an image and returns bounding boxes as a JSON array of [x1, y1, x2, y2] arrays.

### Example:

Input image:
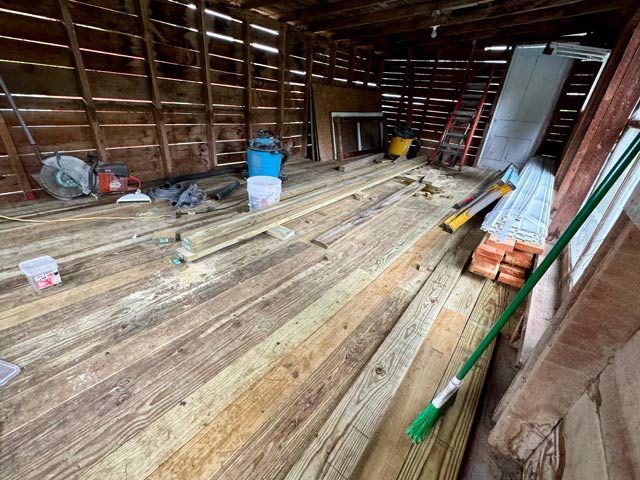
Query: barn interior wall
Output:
[[0, 0, 382, 202], [380, 44, 602, 167]]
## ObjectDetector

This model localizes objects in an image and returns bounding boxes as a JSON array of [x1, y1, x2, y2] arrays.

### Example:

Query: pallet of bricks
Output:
[[469, 233, 543, 288]]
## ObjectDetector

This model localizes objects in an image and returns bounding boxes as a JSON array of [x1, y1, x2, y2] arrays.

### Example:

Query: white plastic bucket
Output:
[[247, 176, 282, 211]]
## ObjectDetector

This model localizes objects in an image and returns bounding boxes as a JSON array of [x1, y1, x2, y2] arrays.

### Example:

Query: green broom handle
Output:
[[457, 130, 640, 380]]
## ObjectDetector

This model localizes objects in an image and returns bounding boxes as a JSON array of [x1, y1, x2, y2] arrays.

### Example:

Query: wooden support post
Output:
[[136, 0, 172, 176], [328, 43, 336, 84], [489, 209, 640, 461], [397, 49, 412, 126], [301, 36, 314, 159], [362, 55, 373, 88], [242, 14, 253, 143], [0, 113, 35, 200], [346, 46, 356, 88], [550, 9, 640, 238], [374, 55, 385, 89], [57, 0, 109, 162], [197, 0, 217, 169], [334, 117, 344, 161], [417, 51, 439, 142], [462, 40, 477, 88], [276, 23, 288, 138], [405, 57, 416, 127]]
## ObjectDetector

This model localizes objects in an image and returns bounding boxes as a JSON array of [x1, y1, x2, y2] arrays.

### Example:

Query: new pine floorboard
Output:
[[0, 161, 498, 479]]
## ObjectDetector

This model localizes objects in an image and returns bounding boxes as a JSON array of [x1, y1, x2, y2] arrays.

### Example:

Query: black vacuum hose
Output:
[[167, 166, 244, 186]]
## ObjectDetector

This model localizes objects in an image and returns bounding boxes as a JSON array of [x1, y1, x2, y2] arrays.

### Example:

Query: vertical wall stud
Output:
[[136, 0, 172, 176], [406, 56, 416, 127], [197, 0, 217, 169], [362, 55, 373, 88], [396, 49, 413, 126], [242, 13, 253, 144], [328, 43, 337, 84], [417, 51, 440, 145], [374, 55, 385, 89], [346, 46, 356, 87], [58, 0, 109, 162], [276, 23, 288, 138], [301, 35, 314, 159], [0, 113, 35, 199]]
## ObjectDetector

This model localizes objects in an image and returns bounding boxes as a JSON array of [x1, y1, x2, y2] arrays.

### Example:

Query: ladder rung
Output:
[[456, 109, 476, 116], [467, 83, 486, 90], [443, 143, 465, 150], [445, 132, 467, 139], [463, 93, 483, 100]]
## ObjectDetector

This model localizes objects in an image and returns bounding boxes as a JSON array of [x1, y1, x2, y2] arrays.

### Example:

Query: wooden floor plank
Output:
[[0, 161, 499, 479], [353, 272, 487, 480], [396, 281, 512, 480], [284, 237, 479, 479], [200, 207, 472, 480]]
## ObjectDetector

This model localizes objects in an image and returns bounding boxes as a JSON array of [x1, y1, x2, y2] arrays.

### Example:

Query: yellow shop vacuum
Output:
[[386, 124, 418, 159]]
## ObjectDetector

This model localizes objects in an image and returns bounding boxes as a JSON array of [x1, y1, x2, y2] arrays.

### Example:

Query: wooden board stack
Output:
[[469, 233, 542, 288]]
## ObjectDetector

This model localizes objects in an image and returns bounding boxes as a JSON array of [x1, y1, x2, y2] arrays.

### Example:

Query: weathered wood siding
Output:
[[0, 0, 380, 201]]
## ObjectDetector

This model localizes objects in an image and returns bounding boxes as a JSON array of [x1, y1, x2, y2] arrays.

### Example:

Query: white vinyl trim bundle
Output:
[[481, 156, 555, 245]]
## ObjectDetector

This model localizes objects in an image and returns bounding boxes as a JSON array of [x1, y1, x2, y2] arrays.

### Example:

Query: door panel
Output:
[[478, 46, 573, 170]]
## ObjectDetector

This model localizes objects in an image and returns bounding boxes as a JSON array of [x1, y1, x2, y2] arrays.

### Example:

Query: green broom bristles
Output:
[[407, 376, 462, 443], [406, 402, 440, 443]]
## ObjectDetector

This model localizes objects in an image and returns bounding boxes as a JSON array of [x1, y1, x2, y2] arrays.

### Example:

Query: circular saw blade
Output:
[[38, 165, 85, 200]]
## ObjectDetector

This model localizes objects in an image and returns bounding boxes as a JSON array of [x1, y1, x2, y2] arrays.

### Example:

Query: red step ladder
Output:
[[430, 66, 494, 170]]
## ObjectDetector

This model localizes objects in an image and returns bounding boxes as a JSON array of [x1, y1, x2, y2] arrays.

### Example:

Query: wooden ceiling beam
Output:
[[332, 0, 629, 44], [278, 0, 379, 24], [377, 13, 617, 54], [276, 0, 476, 25], [312, 0, 543, 33], [348, 0, 627, 45], [241, 0, 282, 9]]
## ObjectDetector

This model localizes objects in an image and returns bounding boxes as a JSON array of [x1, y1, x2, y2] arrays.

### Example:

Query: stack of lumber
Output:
[[469, 233, 540, 288], [178, 157, 427, 261]]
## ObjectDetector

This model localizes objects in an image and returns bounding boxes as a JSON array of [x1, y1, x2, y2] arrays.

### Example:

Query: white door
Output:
[[477, 46, 573, 170]]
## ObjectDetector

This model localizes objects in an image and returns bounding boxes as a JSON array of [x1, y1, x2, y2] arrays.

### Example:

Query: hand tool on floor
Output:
[[441, 164, 519, 233], [407, 130, 640, 444]]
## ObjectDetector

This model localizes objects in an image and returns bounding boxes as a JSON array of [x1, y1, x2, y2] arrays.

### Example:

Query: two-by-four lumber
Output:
[[57, 0, 109, 162], [284, 240, 477, 479], [312, 181, 424, 249], [137, 0, 173, 175], [266, 225, 295, 241], [337, 152, 385, 172], [178, 158, 428, 261]]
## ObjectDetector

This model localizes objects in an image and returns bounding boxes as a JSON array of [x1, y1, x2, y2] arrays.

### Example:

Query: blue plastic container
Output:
[[247, 148, 282, 177], [247, 131, 284, 178]]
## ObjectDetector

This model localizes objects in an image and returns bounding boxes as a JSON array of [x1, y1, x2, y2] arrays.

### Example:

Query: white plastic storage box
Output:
[[18, 256, 62, 292]]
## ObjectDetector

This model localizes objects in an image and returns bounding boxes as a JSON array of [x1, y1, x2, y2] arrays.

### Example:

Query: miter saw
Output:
[[33, 153, 150, 202]]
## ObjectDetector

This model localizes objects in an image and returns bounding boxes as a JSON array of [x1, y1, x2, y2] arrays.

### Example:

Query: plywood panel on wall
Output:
[[311, 84, 382, 161]]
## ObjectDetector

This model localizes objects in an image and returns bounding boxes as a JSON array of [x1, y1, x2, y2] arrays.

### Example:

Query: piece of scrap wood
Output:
[[266, 225, 295, 241]]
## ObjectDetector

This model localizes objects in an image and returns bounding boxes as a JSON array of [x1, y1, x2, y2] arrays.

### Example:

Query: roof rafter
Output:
[[341, 0, 628, 44]]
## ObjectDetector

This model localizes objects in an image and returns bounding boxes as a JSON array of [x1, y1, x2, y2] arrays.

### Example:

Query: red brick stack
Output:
[[469, 233, 543, 288]]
